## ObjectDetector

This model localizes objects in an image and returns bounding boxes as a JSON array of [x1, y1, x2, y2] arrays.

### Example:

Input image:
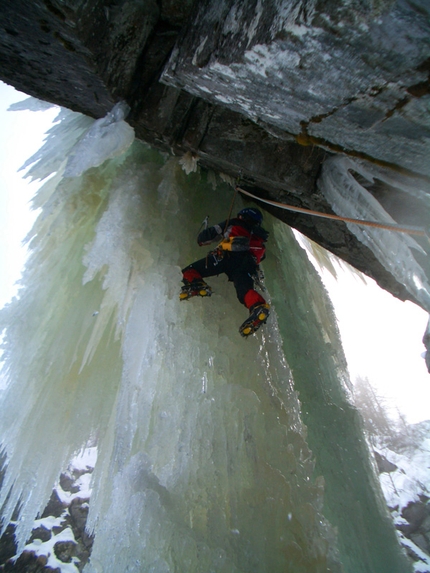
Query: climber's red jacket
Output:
[[197, 217, 269, 264]]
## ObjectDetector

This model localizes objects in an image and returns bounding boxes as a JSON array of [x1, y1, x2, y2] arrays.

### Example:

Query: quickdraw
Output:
[[210, 247, 225, 266], [251, 268, 266, 292]]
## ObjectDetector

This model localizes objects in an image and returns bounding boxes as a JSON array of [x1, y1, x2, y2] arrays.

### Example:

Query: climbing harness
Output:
[[209, 246, 225, 266], [236, 186, 429, 238], [212, 177, 259, 256]]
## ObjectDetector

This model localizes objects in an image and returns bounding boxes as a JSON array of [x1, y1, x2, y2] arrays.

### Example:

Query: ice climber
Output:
[[180, 207, 270, 337]]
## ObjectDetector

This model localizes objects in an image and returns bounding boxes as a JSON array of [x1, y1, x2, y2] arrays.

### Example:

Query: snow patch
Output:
[[21, 527, 80, 573], [244, 43, 301, 78], [55, 472, 93, 504], [71, 446, 97, 472], [373, 423, 430, 570], [377, 440, 430, 511], [209, 62, 237, 80], [8, 448, 96, 571], [399, 533, 430, 572]]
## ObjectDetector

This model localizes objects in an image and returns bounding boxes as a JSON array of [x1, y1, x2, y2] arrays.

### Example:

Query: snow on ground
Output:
[[8, 446, 97, 573], [378, 439, 430, 511], [375, 423, 430, 572], [20, 524, 80, 573]]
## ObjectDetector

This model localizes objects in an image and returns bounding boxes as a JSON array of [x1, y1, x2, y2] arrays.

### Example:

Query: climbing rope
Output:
[[225, 180, 240, 229], [236, 186, 429, 238]]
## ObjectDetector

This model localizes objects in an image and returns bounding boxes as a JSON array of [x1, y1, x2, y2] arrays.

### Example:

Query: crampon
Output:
[[179, 280, 213, 301], [239, 304, 270, 337]]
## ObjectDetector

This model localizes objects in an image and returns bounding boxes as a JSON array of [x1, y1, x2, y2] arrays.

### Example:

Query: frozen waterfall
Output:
[[0, 105, 412, 572]]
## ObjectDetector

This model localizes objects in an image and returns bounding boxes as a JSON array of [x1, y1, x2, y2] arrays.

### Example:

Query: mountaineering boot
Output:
[[239, 303, 270, 337], [179, 279, 213, 301]]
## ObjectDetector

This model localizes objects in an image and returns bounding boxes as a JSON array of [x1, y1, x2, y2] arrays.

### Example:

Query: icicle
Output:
[[19, 107, 93, 182], [0, 109, 131, 552], [178, 151, 198, 174], [8, 96, 57, 113], [319, 155, 430, 312]]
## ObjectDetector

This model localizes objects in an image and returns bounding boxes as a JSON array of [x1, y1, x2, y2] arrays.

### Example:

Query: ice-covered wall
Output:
[[0, 107, 411, 572]]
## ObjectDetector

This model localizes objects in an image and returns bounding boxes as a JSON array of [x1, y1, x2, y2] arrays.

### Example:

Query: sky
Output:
[[0, 81, 58, 307], [311, 249, 430, 424], [0, 79, 429, 425]]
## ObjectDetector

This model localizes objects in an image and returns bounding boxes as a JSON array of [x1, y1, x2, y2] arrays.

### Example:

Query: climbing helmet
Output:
[[237, 207, 263, 224]]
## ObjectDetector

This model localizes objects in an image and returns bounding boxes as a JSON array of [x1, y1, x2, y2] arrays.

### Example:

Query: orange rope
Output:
[[236, 186, 428, 238]]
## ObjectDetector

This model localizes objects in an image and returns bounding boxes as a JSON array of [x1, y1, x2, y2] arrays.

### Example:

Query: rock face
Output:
[[162, 0, 430, 177], [0, 465, 93, 572], [0, 0, 429, 310]]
